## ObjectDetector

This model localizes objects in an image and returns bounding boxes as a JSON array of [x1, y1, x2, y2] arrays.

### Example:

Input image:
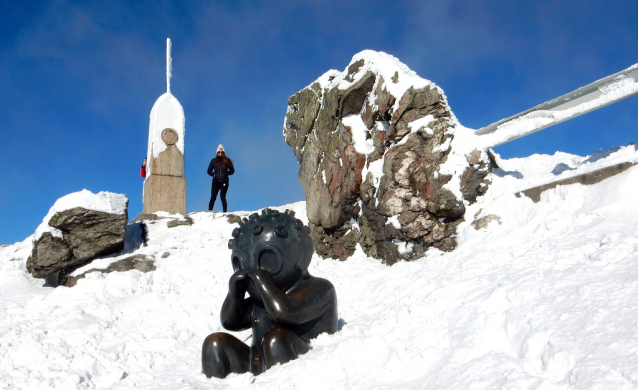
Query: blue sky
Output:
[[2, 0, 637, 245]]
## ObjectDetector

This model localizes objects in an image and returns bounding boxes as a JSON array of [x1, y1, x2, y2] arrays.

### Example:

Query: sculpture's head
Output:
[[228, 208, 314, 291]]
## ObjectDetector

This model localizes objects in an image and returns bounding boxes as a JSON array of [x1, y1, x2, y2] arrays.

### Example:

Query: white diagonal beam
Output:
[[475, 63, 638, 149]]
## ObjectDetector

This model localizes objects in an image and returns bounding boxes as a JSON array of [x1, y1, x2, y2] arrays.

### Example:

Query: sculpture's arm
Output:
[[220, 270, 253, 331], [248, 269, 334, 326]]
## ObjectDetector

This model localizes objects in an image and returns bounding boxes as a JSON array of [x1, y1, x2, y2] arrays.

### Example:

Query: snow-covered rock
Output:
[[26, 190, 129, 278], [284, 50, 493, 264]]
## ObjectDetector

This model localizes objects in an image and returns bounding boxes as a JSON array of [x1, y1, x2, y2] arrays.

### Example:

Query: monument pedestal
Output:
[[143, 175, 186, 215]]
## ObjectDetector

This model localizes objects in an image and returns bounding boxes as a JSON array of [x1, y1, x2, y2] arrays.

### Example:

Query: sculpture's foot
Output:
[[261, 328, 310, 371], [202, 332, 250, 378]]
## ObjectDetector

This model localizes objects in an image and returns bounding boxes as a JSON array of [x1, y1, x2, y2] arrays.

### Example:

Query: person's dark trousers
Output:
[[209, 180, 229, 212]]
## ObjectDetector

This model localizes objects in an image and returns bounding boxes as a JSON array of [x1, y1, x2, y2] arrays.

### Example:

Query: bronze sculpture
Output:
[[202, 208, 338, 378]]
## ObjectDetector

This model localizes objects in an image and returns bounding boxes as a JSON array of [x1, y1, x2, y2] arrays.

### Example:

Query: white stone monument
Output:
[[143, 38, 186, 215]]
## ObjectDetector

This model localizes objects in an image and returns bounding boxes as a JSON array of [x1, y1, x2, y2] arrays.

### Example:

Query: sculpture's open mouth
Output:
[[257, 245, 283, 275]]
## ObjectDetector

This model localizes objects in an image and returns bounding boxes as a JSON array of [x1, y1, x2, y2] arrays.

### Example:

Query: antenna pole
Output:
[[166, 38, 172, 94]]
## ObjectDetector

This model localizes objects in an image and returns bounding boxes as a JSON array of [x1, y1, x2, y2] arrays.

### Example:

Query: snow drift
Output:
[[2, 145, 638, 389]]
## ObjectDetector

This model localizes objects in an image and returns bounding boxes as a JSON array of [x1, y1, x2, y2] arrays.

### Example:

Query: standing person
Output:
[[141, 157, 147, 178], [207, 144, 235, 212]]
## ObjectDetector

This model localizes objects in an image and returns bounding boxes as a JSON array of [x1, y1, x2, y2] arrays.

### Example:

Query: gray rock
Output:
[[60, 254, 155, 287], [226, 214, 244, 225], [471, 214, 502, 230], [49, 207, 128, 262], [284, 52, 493, 263], [517, 162, 635, 203], [26, 232, 72, 278], [28, 202, 128, 278], [130, 213, 161, 223], [167, 215, 193, 228], [460, 149, 496, 204]]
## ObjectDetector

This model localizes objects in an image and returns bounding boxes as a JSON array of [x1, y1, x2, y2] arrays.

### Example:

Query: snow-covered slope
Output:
[[2, 146, 638, 389]]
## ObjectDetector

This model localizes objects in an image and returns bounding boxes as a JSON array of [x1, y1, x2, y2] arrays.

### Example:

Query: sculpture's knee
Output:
[[262, 328, 310, 370], [202, 333, 249, 378]]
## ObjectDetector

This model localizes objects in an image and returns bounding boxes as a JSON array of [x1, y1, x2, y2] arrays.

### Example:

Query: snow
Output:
[[385, 215, 401, 229], [33, 190, 128, 241], [313, 69, 341, 91], [147, 92, 185, 167], [310, 50, 437, 129], [333, 50, 431, 108], [342, 114, 374, 154], [394, 115, 435, 148], [431, 136, 452, 154], [52, 189, 128, 215], [361, 158, 384, 186], [4, 148, 638, 389], [407, 114, 435, 135], [392, 240, 413, 254]]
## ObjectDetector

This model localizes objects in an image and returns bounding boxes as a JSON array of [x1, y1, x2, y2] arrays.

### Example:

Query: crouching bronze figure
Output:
[[202, 209, 338, 378]]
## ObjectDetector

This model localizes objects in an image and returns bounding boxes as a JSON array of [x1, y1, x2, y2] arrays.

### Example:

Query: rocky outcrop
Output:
[[471, 214, 502, 230], [284, 51, 494, 264], [27, 190, 129, 278], [27, 232, 72, 277], [516, 161, 636, 203], [60, 254, 155, 287], [167, 215, 193, 228]]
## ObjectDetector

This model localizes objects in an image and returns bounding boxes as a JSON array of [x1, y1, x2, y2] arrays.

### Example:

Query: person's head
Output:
[[216, 144, 232, 168]]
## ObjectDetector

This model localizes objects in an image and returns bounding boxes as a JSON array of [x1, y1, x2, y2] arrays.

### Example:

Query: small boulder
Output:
[[27, 190, 128, 278], [167, 215, 193, 228], [60, 254, 155, 287], [27, 232, 72, 277], [471, 214, 502, 230]]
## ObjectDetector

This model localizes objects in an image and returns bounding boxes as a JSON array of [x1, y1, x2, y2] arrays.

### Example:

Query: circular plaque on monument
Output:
[[161, 128, 179, 145]]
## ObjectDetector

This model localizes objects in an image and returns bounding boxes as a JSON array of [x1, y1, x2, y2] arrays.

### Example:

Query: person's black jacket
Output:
[[207, 157, 235, 182]]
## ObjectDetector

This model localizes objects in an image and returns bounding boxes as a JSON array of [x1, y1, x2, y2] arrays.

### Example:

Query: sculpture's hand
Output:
[[247, 268, 334, 326], [247, 268, 273, 283], [245, 268, 274, 300], [247, 268, 301, 321], [221, 270, 253, 331], [228, 269, 249, 298]]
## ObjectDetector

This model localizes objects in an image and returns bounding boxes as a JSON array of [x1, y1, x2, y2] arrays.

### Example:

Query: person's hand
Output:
[[228, 269, 249, 297]]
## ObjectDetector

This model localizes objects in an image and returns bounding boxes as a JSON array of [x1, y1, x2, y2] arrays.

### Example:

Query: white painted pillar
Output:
[[143, 38, 187, 215]]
